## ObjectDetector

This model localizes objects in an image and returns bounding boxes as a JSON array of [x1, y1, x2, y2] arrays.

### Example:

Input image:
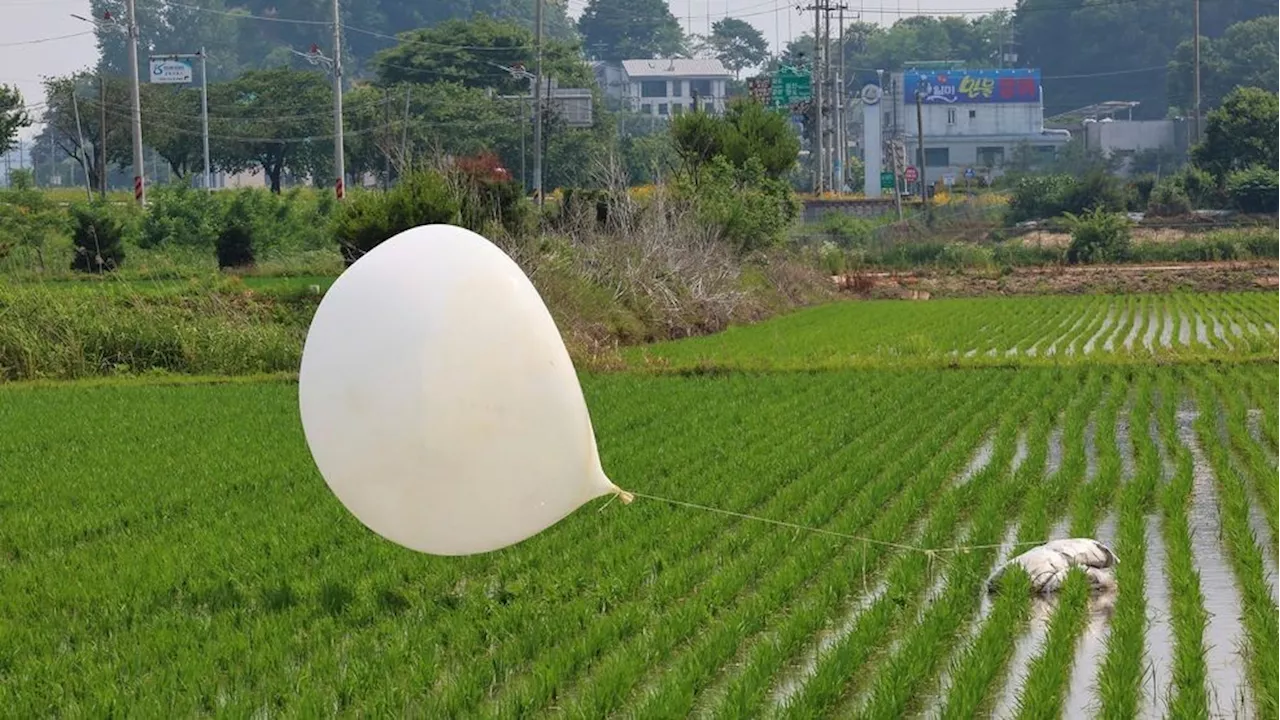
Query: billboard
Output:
[[902, 68, 1040, 104], [149, 58, 193, 84]]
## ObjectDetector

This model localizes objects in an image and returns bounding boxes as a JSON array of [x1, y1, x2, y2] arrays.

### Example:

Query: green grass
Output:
[[0, 292, 1277, 716]]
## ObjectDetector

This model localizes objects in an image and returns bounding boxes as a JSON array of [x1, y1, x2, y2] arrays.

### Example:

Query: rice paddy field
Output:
[[1, 291, 1277, 718]]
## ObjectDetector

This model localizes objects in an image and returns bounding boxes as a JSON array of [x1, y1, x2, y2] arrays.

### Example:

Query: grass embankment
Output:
[[0, 247, 832, 381]]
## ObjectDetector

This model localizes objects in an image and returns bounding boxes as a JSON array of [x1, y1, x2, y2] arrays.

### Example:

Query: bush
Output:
[[137, 182, 221, 249], [451, 151, 534, 238], [679, 156, 800, 254], [216, 193, 257, 269], [1063, 208, 1131, 264], [1126, 174, 1157, 211], [1171, 166, 1218, 208], [1005, 174, 1074, 223], [818, 213, 877, 249], [1060, 170, 1127, 216], [330, 168, 461, 265], [1226, 166, 1279, 214], [1146, 179, 1192, 217], [69, 201, 128, 273]]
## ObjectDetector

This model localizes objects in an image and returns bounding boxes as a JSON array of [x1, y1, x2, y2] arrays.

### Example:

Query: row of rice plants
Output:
[[1002, 373, 1110, 716], [0, 376, 833, 713], [1151, 371, 1212, 718], [709, 378, 1058, 720], [1190, 372, 1279, 719], [852, 377, 1058, 718], [771, 371, 1049, 718], [1208, 368, 1278, 545], [421, 374, 880, 716], [932, 384, 1065, 719], [545, 371, 1012, 718], [1096, 373, 1158, 717], [489, 371, 981, 718]]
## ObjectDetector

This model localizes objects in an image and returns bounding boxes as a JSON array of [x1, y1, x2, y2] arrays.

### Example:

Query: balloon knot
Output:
[[614, 488, 635, 505]]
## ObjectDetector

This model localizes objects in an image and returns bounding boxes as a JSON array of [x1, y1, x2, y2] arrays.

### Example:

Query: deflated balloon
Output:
[[298, 224, 626, 556]]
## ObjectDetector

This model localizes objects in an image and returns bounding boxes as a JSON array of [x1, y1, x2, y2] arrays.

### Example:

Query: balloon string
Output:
[[619, 489, 1051, 556]]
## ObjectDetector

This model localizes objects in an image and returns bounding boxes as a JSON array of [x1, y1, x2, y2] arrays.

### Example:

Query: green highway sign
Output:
[[770, 70, 812, 106], [880, 171, 895, 190]]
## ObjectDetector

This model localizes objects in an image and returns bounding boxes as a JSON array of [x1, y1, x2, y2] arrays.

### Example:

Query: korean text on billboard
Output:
[[903, 69, 1040, 104]]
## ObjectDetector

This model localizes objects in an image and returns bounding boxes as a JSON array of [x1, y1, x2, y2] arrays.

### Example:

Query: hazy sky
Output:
[[4, 0, 1013, 138]]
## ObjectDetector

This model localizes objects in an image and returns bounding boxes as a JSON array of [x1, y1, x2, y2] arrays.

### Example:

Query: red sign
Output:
[[904, 166, 919, 183], [133, 175, 144, 202]]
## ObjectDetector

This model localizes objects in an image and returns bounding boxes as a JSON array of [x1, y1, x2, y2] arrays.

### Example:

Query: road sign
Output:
[[904, 165, 919, 183], [964, 167, 976, 179], [880, 171, 895, 190], [748, 76, 773, 104], [771, 70, 812, 107], [149, 58, 193, 84], [943, 172, 955, 187]]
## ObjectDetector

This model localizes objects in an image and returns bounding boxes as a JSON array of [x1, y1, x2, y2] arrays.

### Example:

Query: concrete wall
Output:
[[1084, 120, 1178, 154], [802, 198, 902, 223]]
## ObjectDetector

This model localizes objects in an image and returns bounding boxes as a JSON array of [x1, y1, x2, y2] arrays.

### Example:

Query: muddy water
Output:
[[1246, 409, 1277, 467], [1084, 415, 1099, 482], [1175, 407, 1249, 718], [1104, 308, 1129, 352], [1117, 413, 1136, 480], [1047, 423, 1066, 478], [1194, 313, 1212, 347], [1012, 431, 1029, 475], [1177, 312, 1193, 347], [1143, 514, 1176, 719], [1209, 314, 1231, 349], [1143, 308, 1160, 352], [958, 436, 996, 486], [1083, 309, 1116, 355], [1046, 314, 1088, 357], [1159, 309, 1175, 349], [1062, 513, 1119, 719], [988, 596, 1057, 719], [1123, 307, 1144, 351]]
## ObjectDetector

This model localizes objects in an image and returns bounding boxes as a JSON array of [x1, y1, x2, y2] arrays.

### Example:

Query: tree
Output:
[[1, 84, 30, 154], [38, 72, 134, 193], [578, 0, 685, 63], [1167, 16, 1278, 113], [209, 67, 333, 193], [671, 99, 800, 182], [1191, 86, 1279, 180], [371, 18, 592, 93], [706, 19, 769, 78]]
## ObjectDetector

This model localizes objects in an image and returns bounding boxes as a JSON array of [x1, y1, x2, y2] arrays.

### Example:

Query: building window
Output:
[[977, 146, 1005, 167], [640, 80, 667, 98], [689, 79, 713, 97], [672, 81, 683, 97], [658, 103, 669, 116], [672, 103, 684, 115], [924, 148, 950, 167], [641, 103, 652, 115], [968, 109, 977, 119], [946, 109, 957, 124]]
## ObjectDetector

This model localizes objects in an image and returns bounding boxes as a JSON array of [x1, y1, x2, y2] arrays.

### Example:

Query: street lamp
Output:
[[293, 41, 345, 200]]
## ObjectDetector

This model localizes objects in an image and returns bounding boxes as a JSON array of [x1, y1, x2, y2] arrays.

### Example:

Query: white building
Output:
[[600, 59, 732, 118], [884, 67, 1071, 179]]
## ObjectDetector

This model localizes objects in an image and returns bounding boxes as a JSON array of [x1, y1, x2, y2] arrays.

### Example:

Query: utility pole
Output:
[[332, 0, 345, 199], [532, 0, 544, 205], [1191, 0, 1201, 144], [200, 48, 210, 192], [915, 89, 928, 211], [71, 87, 92, 201], [809, 1, 823, 193], [124, 0, 145, 205], [835, 4, 847, 193], [99, 72, 107, 199]]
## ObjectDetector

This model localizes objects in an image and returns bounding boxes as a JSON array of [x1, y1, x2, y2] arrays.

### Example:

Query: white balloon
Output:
[[298, 224, 629, 556]]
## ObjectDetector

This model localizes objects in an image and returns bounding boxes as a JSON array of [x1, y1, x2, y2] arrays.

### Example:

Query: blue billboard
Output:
[[902, 68, 1041, 104]]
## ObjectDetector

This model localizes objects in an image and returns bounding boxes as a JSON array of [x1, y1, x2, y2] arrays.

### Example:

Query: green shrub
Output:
[[216, 193, 257, 269], [679, 156, 800, 254], [1146, 180, 1192, 217], [1226, 166, 1279, 214], [1171, 165, 1218, 208], [1063, 208, 1131, 264], [1005, 174, 1074, 223], [0, 170, 65, 270], [330, 169, 461, 265], [69, 201, 128, 273], [452, 151, 535, 238], [818, 213, 878, 249], [137, 182, 221, 249], [1126, 174, 1157, 211], [1061, 170, 1127, 215]]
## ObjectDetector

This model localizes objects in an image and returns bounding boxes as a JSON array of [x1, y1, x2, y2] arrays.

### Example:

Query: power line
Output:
[[0, 30, 94, 47]]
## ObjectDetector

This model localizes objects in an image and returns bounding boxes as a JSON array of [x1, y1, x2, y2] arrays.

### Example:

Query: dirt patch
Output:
[[832, 260, 1278, 298]]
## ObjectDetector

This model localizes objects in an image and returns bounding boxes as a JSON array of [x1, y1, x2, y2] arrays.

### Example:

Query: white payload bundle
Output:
[[987, 538, 1118, 594]]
